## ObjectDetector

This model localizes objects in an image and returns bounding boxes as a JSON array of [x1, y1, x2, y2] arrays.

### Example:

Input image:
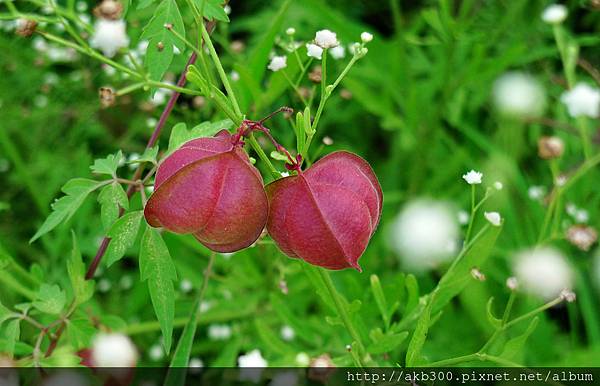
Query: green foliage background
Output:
[[1, 0, 600, 368]]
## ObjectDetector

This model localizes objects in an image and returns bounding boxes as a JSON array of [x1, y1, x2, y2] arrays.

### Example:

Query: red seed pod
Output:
[[144, 130, 268, 252], [266, 151, 382, 271]]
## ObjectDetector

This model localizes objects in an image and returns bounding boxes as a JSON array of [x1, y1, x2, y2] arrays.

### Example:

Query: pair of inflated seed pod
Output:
[[144, 129, 382, 271]]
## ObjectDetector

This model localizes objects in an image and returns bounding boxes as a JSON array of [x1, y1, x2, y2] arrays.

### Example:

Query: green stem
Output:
[[0, 272, 37, 300], [464, 184, 476, 243], [282, 70, 308, 106], [317, 269, 366, 367], [200, 22, 242, 117]]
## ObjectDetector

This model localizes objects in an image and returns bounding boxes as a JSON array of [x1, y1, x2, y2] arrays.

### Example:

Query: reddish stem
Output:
[[85, 21, 216, 280]]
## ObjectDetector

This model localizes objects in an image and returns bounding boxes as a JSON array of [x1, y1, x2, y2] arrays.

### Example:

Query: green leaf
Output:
[[370, 274, 390, 329], [247, 0, 291, 83], [104, 211, 144, 267], [66, 318, 96, 350], [367, 331, 409, 355], [141, 0, 185, 82], [98, 182, 129, 231], [433, 224, 502, 312], [270, 151, 288, 162], [129, 146, 159, 166], [195, 0, 229, 22], [137, 0, 155, 9], [39, 346, 81, 366], [90, 151, 124, 177], [486, 297, 502, 329], [500, 317, 539, 362], [30, 178, 105, 242], [68, 232, 94, 305], [167, 120, 233, 154], [3, 319, 20, 358], [33, 284, 66, 315], [140, 226, 177, 353], [405, 297, 432, 366], [405, 274, 420, 313], [0, 300, 13, 326]]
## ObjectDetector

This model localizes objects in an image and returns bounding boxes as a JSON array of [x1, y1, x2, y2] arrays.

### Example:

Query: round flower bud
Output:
[[266, 151, 382, 271], [144, 130, 269, 253], [538, 136, 565, 159], [91, 333, 138, 367]]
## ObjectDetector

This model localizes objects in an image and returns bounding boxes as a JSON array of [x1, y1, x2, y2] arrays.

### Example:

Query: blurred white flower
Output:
[[267, 55, 287, 72], [91, 333, 138, 367], [280, 325, 295, 341], [78, 13, 91, 25], [295, 352, 310, 366], [506, 276, 519, 290], [390, 199, 459, 270], [457, 210, 470, 225], [560, 288, 576, 302], [224, 4, 231, 15], [180, 279, 193, 293], [230, 70, 240, 81], [484, 211, 502, 226], [238, 349, 267, 383], [188, 357, 204, 374], [575, 209, 589, 224], [528, 185, 546, 200], [151, 86, 173, 105], [306, 43, 323, 59], [286, 27, 295, 35], [513, 247, 573, 300], [566, 225, 597, 251], [208, 324, 232, 340], [492, 72, 546, 118], [541, 4, 568, 24], [199, 300, 212, 312], [32, 36, 48, 51], [119, 275, 133, 290], [329, 45, 345, 60], [270, 371, 298, 386], [462, 170, 483, 185], [97, 278, 111, 293], [314, 29, 338, 48], [149, 344, 164, 361], [89, 19, 130, 58], [34, 95, 48, 108], [560, 83, 600, 118], [360, 32, 373, 43], [76, 1, 88, 12], [494, 181, 503, 190]]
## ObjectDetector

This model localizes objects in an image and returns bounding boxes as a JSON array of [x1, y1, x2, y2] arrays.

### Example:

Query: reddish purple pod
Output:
[[266, 151, 383, 271], [144, 130, 268, 252]]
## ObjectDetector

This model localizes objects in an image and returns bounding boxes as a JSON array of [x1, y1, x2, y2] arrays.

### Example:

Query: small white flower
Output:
[[280, 171, 290, 177], [189, 357, 204, 368], [119, 275, 133, 290], [238, 350, 267, 383], [89, 19, 130, 58], [560, 83, 600, 118], [493, 181, 503, 190], [390, 199, 459, 271], [306, 43, 323, 59], [180, 279, 193, 293], [208, 324, 232, 340], [97, 278, 111, 293], [295, 352, 310, 366], [286, 27, 295, 35], [32, 37, 48, 52], [462, 170, 483, 185], [513, 247, 573, 300], [360, 31, 373, 43], [280, 325, 295, 341], [270, 371, 298, 386], [230, 70, 240, 81], [188, 357, 204, 374], [484, 211, 502, 226], [541, 4, 568, 24], [322, 136, 334, 145], [566, 225, 597, 251], [506, 276, 519, 291], [78, 13, 91, 25], [575, 209, 589, 223], [555, 175, 568, 187], [91, 333, 138, 367], [457, 210, 470, 225], [199, 300, 212, 312], [314, 29, 338, 48], [560, 288, 576, 302], [34, 95, 48, 108], [151, 86, 173, 105], [492, 72, 546, 118], [267, 55, 287, 72], [223, 4, 231, 15], [149, 344, 164, 361], [329, 45, 345, 60], [528, 185, 546, 200]]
